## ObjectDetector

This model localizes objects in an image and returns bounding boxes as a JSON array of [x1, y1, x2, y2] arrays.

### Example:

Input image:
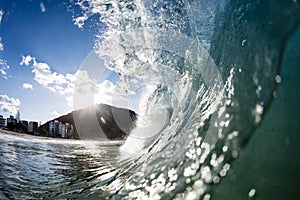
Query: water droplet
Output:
[[241, 38, 247, 46], [213, 176, 220, 184], [219, 169, 227, 177], [255, 104, 263, 115], [256, 85, 262, 95], [248, 188, 256, 198], [222, 145, 228, 152], [186, 191, 197, 200], [150, 174, 156, 179], [203, 194, 211, 200], [227, 131, 239, 140], [273, 91, 278, 98], [254, 103, 264, 125], [223, 163, 230, 171], [232, 150, 238, 158], [275, 75, 281, 83]]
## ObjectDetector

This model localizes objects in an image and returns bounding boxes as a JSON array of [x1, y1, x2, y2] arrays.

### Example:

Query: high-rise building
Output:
[[0, 115, 5, 128], [28, 121, 38, 134], [16, 110, 20, 123], [7, 115, 16, 125], [48, 121, 74, 138], [21, 120, 28, 132], [65, 123, 72, 138], [49, 121, 55, 137], [54, 120, 59, 137], [58, 122, 62, 136], [6, 115, 16, 130], [60, 123, 66, 138]]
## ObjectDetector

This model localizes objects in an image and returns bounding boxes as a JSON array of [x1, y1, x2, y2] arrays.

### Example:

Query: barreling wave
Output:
[[1, 0, 299, 199], [68, 0, 300, 199]]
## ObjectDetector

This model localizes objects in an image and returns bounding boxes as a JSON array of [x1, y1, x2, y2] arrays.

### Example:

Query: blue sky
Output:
[[0, 0, 100, 122]]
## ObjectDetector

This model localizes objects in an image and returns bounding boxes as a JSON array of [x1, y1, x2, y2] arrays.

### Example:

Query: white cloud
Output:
[[20, 54, 135, 111], [0, 38, 3, 51], [20, 55, 35, 66], [95, 80, 126, 103], [0, 69, 6, 76], [22, 83, 33, 90], [32, 62, 67, 89], [51, 110, 61, 117], [0, 10, 4, 25], [0, 59, 9, 79], [65, 95, 73, 108], [0, 11, 4, 51], [20, 55, 73, 93], [0, 12, 8, 78], [0, 94, 21, 115], [0, 95, 21, 106], [1, 104, 18, 116], [20, 55, 76, 108], [40, 2, 46, 13], [94, 79, 154, 113]]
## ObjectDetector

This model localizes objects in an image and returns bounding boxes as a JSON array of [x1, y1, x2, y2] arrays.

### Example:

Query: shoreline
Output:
[[0, 128, 78, 142], [0, 128, 124, 145]]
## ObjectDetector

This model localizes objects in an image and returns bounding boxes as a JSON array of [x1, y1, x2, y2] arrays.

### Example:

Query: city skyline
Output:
[[0, 112, 75, 139], [0, 109, 41, 123]]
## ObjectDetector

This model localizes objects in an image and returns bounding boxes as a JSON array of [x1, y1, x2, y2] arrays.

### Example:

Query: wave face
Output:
[[72, 0, 299, 199], [0, 0, 299, 199]]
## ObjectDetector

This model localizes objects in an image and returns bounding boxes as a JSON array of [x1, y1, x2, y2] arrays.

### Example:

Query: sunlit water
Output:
[[1, 0, 300, 199], [0, 132, 127, 199]]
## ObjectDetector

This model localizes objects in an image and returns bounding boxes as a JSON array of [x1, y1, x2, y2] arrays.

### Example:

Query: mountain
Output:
[[39, 104, 137, 140]]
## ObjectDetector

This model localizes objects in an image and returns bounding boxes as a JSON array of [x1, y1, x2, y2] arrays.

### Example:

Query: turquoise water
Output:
[[213, 27, 300, 200]]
